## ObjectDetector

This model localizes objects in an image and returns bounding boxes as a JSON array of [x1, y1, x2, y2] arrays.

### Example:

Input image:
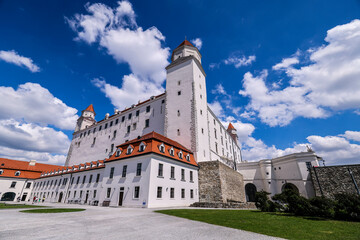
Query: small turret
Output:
[[171, 40, 202, 63], [227, 123, 239, 145], [75, 104, 96, 132]]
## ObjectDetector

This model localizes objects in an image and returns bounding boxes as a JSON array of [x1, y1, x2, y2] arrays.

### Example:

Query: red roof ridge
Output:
[[227, 123, 235, 130], [177, 40, 194, 48]]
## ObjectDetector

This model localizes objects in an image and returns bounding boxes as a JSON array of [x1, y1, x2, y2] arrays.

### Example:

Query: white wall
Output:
[[0, 178, 34, 202]]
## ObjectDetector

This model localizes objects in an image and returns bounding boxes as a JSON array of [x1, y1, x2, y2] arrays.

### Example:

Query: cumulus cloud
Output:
[[0, 119, 70, 154], [240, 19, 360, 126], [0, 83, 78, 130], [191, 38, 203, 50], [208, 101, 224, 117], [224, 55, 256, 68], [66, 1, 170, 109], [341, 130, 360, 142], [0, 50, 40, 72]]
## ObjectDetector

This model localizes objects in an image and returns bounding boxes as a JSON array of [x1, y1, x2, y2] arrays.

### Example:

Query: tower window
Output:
[[133, 123, 137, 130], [127, 125, 130, 133], [110, 121, 113, 127], [115, 119, 119, 125], [146, 106, 151, 113], [178, 91, 181, 96], [99, 126, 102, 131], [200, 110, 202, 115], [200, 94, 202, 99], [128, 113, 132, 119], [92, 137, 96, 145], [105, 123, 108, 129], [136, 110, 140, 117], [121, 116, 125, 122], [136, 163, 142, 176], [177, 110, 180, 116], [202, 128, 204, 134], [177, 129, 180, 136], [178, 81, 181, 85], [113, 130, 117, 139], [93, 128, 96, 133], [145, 119, 150, 128]]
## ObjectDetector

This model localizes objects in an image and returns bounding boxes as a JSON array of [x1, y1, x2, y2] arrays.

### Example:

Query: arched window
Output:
[[116, 148, 122, 157], [0, 169, 3, 175], [281, 183, 299, 194], [169, 147, 174, 156], [15, 171, 21, 176], [139, 142, 146, 152], [178, 151, 183, 159], [245, 183, 257, 202], [126, 145, 133, 155], [159, 143, 165, 153], [186, 154, 190, 162]]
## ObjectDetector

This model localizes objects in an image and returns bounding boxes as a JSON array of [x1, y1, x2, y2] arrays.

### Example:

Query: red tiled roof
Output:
[[84, 104, 95, 112], [108, 132, 198, 167], [227, 123, 235, 130], [0, 158, 62, 179], [177, 40, 194, 48]]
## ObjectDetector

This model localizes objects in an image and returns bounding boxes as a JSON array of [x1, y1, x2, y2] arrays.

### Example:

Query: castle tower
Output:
[[227, 123, 239, 145], [75, 104, 96, 132], [164, 40, 210, 162]]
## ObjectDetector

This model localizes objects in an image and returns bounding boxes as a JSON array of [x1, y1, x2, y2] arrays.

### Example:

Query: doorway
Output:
[[1, 192, 16, 201], [21, 193, 28, 201], [58, 192, 63, 202], [118, 187, 124, 206], [245, 183, 257, 202], [85, 190, 89, 204]]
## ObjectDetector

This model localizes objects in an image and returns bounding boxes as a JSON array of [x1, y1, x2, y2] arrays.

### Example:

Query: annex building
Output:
[[0, 40, 331, 207]]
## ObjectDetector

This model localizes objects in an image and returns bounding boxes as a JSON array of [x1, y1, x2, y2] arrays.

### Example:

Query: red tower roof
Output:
[[227, 123, 235, 130], [176, 40, 194, 48], [84, 104, 95, 113]]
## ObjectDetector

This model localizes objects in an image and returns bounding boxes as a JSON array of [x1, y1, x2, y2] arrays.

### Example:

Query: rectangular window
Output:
[[109, 167, 115, 179], [115, 119, 119, 125], [25, 182, 31, 189], [110, 121, 113, 127], [113, 130, 117, 139], [136, 110, 140, 116], [127, 125, 130, 133], [121, 116, 125, 122], [181, 189, 185, 199], [136, 163, 142, 176], [190, 171, 193, 182], [158, 163, 163, 177], [214, 129, 217, 139], [181, 169, 185, 181], [110, 144, 114, 153], [89, 174, 93, 183], [122, 165, 127, 178], [190, 189, 194, 199], [63, 178, 68, 185], [170, 166, 175, 179], [170, 188, 175, 199], [58, 179, 62, 186], [134, 186, 140, 199], [93, 128, 96, 133], [80, 190, 83, 198], [157, 187, 162, 198], [145, 119, 149, 128], [82, 176, 86, 184], [128, 113, 132, 120], [133, 123, 136, 130], [10, 181, 16, 188], [74, 191, 76, 198], [92, 137, 96, 145], [146, 105, 151, 113], [99, 125, 102, 131], [178, 91, 181, 95], [107, 188, 111, 198], [93, 190, 97, 198], [96, 173, 100, 183], [105, 123, 108, 129]]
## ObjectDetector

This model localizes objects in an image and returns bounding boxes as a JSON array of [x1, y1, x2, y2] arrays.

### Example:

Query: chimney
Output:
[[29, 160, 36, 166]]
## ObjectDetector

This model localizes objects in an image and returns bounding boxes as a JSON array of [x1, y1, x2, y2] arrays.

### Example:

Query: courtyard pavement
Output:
[[0, 203, 283, 240]]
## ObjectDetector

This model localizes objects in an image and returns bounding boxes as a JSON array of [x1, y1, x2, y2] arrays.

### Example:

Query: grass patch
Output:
[[20, 208, 85, 213], [0, 203, 47, 209], [156, 209, 360, 240]]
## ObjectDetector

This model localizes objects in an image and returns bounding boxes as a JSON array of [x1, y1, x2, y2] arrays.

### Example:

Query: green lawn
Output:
[[20, 208, 85, 213], [156, 209, 360, 240], [0, 203, 46, 209]]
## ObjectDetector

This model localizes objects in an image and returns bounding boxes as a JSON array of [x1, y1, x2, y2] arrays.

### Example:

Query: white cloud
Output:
[[191, 38, 203, 50], [341, 130, 360, 142], [208, 101, 224, 117], [211, 84, 227, 95], [0, 119, 70, 154], [0, 83, 78, 130], [0, 50, 40, 72], [67, 1, 170, 108], [224, 55, 256, 68], [91, 75, 163, 110], [240, 19, 360, 126], [272, 57, 299, 70]]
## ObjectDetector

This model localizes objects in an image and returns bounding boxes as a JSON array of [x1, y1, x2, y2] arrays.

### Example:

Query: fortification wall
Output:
[[310, 164, 360, 198]]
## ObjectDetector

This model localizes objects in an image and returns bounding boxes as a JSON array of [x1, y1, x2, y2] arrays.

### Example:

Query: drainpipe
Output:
[[63, 173, 73, 204], [19, 179, 28, 201], [348, 168, 360, 195], [313, 167, 323, 196]]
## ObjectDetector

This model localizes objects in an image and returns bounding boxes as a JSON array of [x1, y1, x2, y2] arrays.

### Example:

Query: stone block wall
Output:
[[198, 161, 246, 203], [310, 164, 360, 198]]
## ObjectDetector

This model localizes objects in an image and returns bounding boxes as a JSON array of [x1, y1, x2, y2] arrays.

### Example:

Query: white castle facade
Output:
[[0, 40, 320, 206]]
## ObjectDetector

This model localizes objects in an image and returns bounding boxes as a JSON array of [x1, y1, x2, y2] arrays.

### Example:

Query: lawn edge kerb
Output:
[[20, 208, 86, 213], [0, 203, 49, 209]]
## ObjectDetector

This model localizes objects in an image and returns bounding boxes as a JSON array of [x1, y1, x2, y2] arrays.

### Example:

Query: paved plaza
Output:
[[0, 203, 283, 240]]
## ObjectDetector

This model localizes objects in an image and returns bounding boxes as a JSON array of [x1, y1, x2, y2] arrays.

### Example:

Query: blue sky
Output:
[[0, 0, 360, 165]]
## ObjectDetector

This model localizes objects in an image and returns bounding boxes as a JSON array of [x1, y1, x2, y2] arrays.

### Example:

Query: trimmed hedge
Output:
[[255, 190, 360, 221]]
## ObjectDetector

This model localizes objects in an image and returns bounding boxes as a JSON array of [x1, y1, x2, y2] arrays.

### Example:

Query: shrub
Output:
[[309, 196, 335, 218], [272, 189, 313, 216], [255, 191, 281, 212], [334, 193, 360, 221]]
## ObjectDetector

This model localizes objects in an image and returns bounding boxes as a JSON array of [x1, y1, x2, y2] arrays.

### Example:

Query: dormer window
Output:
[[186, 154, 190, 162], [159, 143, 165, 153], [169, 147, 174, 156], [139, 142, 146, 152], [127, 145, 134, 155], [115, 148, 122, 157], [0, 169, 3, 175], [178, 151, 183, 159], [15, 171, 21, 176]]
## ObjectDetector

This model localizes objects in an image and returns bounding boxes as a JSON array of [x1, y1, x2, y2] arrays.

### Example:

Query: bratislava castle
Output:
[[66, 40, 242, 169]]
